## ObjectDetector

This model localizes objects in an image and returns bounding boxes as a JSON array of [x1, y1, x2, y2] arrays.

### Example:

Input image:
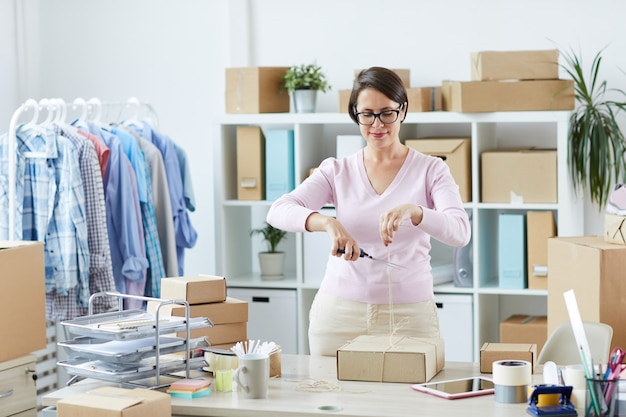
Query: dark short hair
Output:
[[348, 67, 408, 125]]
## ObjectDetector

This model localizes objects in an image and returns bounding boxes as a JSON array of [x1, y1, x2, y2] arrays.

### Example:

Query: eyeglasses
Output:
[[354, 105, 403, 126]]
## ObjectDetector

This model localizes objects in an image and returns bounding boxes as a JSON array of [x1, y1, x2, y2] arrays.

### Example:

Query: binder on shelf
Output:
[[236, 126, 265, 200], [526, 211, 556, 290], [265, 129, 295, 201], [498, 213, 527, 289]]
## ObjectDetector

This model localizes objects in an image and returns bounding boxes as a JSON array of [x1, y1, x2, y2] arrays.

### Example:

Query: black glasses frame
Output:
[[354, 105, 404, 126]]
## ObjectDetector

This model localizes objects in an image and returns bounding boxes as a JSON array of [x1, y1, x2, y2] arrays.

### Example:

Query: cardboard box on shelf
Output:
[[500, 315, 548, 354], [547, 236, 626, 352], [337, 335, 445, 383], [236, 126, 265, 201], [405, 138, 471, 202], [56, 387, 170, 417], [147, 297, 248, 324], [0, 241, 46, 363], [604, 213, 626, 245], [406, 87, 442, 112], [442, 79, 574, 112], [526, 211, 556, 290], [470, 49, 560, 81], [481, 148, 557, 204], [225, 67, 289, 114], [479, 342, 537, 373], [160, 275, 227, 305], [338, 89, 351, 113]]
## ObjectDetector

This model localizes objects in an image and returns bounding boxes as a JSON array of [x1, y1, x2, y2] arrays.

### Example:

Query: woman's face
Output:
[[355, 88, 405, 149]]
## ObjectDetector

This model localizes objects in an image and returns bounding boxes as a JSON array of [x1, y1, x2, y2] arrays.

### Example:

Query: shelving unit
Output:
[[213, 111, 584, 360]]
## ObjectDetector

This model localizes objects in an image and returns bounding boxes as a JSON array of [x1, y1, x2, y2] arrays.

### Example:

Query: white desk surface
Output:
[[43, 354, 544, 417]]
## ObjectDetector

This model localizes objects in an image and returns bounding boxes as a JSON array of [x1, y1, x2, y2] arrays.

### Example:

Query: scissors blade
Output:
[[337, 248, 406, 270]]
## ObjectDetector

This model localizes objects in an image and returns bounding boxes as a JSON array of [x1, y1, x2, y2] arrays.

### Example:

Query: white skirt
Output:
[[308, 290, 441, 356]]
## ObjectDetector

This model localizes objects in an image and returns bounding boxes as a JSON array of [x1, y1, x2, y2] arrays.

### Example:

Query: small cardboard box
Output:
[[179, 321, 247, 346], [604, 213, 626, 245], [500, 315, 548, 354], [236, 126, 265, 200], [337, 335, 445, 383], [147, 296, 248, 324], [225, 67, 290, 114], [406, 87, 442, 112], [470, 49, 559, 81], [405, 138, 471, 202], [481, 148, 557, 203], [547, 236, 626, 352], [527, 211, 557, 289], [338, 89, 351, 113], [442, 79, 574, 112], [160, 275, 227, 305], [0, 241, 46, 363], [56, 387, 171, 417], [480, 342, 537, 373]]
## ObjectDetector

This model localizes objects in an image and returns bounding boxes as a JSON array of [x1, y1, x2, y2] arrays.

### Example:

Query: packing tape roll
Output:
[[493, 360, 532, 403]]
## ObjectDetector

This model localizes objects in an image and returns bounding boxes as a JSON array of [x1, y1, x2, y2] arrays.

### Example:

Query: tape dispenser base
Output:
[[527, 385, 577, 416]]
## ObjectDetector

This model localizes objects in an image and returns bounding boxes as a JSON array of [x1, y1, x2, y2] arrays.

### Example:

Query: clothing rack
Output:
[[6, 96, 158, 239]]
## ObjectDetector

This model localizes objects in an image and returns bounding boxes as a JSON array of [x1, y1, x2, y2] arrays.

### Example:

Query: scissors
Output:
[[604, 346, 625, 379], [337, 248, 406, 270]]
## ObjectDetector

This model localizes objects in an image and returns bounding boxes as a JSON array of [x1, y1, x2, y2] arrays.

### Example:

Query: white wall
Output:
[[2, 0, 625, 275]]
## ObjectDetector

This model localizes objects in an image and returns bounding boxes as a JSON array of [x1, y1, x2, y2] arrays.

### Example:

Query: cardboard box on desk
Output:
[[147, 297, 248, 324], [480, 342, 537, 373], [225, 67, 289, 114], [405, 138, 471, 202], [470, 49, 559, 81], [547, 236, 626, 352], [0, 241, 46, 363], [57, 387, 170, 417], [604, 213, 626, 245], [442, 79, 574, 112], [178, 322, 248, 346], [160, 275, 226, 304], [500, 315, 548, 353], [481, 148, 557, 204], [337, 335, 445, 383]]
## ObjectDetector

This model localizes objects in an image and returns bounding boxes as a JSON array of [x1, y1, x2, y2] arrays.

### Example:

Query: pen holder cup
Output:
[[585, 376, 619, 417]]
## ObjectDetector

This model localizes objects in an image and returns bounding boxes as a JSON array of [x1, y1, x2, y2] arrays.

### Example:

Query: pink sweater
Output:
[[266, 148, 471, 304]]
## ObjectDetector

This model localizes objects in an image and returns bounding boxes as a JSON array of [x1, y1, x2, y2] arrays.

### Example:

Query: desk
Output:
[[43, 355, 541, 417]]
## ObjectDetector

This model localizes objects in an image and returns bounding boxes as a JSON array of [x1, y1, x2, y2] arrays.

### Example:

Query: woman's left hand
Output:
[[379, 204, 423, 246]]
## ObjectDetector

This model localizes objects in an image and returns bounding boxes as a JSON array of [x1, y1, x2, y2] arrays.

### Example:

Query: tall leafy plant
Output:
[[560, 48, 626, 208]]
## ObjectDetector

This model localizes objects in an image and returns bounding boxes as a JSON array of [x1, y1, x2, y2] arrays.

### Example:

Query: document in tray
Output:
[[97, 317, 172, 331], [67, 336, 184, 355]]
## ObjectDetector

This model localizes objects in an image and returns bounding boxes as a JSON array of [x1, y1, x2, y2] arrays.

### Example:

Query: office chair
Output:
[[537, 321, 613, 366]]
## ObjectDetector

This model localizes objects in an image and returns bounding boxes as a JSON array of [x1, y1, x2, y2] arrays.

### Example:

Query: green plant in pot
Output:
[[250, 222, 287, 279], [282, 63, 331, 113], [560, 47, 626, 209]]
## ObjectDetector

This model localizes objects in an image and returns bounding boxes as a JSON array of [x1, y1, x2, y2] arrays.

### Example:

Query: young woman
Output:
[[266, 67, 471, 356]]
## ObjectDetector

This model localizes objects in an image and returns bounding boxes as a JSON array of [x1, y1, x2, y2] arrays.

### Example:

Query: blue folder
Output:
[[498, 213, 527, 289], [265, 129, 295, 201]]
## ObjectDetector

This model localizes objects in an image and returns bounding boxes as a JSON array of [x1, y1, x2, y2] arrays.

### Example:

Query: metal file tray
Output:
[[58, 336, 209, 364], [60, 309, 212, 341], [57, 355, 206, 383]]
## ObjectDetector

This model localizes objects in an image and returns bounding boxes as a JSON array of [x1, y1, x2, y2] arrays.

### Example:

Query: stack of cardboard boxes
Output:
[[148, 275, 248, 350], [443, 49, 574, 112]]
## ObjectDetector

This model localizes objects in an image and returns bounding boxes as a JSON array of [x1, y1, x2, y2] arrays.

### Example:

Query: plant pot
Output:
[[258, 252, 285, 280], [291, 90, 317, 113]]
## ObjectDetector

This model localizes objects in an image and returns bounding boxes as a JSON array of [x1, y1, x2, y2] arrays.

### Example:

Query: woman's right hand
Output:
[[306, 213, 359, 262]]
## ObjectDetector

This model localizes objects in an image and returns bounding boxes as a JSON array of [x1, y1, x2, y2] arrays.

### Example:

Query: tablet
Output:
[[410, 377, 495, 400]]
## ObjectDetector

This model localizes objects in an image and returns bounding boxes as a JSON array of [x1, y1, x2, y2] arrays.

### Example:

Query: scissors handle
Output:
[[336, 248, 367, 258]]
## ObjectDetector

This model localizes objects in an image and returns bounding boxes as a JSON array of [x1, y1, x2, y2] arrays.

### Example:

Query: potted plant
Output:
[[250, 222, 288, 279], [560, 47, 626, 208], [282, 63, 331, 113]]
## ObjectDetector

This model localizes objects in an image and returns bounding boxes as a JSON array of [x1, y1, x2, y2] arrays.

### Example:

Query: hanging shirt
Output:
[[55, 124, 116, 315], [134, 122, 197, 275], [173, 142, 196, 212], [73, 120, 148, 303], [2, 125, 90, 310]]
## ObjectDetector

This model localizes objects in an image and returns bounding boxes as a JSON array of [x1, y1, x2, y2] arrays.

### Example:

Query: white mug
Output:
[[234, 353, 269, 399]]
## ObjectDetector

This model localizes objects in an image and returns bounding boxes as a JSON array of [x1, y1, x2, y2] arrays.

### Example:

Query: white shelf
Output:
[[213, 110, 583, 358]]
